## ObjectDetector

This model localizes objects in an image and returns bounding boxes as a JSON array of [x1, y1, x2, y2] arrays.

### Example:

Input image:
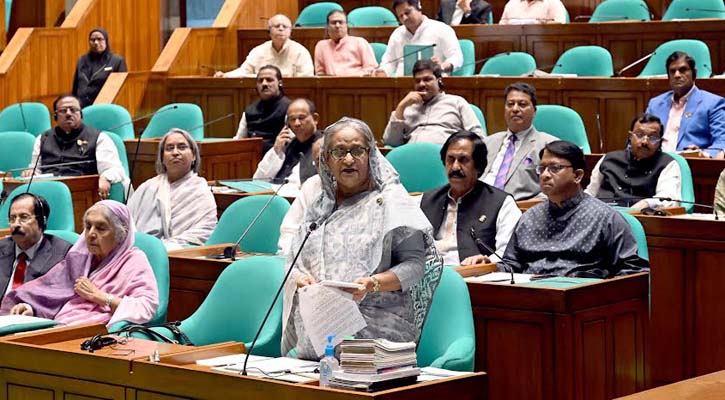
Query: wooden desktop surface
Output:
[[457, 269, 649, 400], [616, 370, 725, 400], [124, 137, 263, 188]]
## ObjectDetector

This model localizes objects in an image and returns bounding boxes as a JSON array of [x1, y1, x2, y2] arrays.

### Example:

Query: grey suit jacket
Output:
[[482, 127, 559, 201], [0, 234, 73, 295], [437, 0, 493, 24]]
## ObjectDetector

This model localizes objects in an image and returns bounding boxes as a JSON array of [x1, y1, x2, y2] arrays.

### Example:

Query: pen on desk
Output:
[[530, 274, 558, 281]]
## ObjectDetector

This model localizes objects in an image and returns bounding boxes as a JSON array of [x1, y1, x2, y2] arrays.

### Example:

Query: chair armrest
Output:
[[429, 337, 475, 372]]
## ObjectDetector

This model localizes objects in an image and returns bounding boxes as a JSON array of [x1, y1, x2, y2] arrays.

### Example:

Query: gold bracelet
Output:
[[370, 276, 381, 292]]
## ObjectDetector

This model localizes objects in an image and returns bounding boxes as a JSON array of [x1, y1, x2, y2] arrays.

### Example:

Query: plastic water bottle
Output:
[[319, 335, 340, 387]]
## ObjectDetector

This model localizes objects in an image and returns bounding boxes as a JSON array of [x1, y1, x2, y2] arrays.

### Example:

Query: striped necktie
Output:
[[494, 134, 517, 189]]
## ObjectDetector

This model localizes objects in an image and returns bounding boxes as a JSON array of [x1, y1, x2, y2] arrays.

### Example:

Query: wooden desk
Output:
[[0, 228, 8, 238], [0, 324, 487, 399], [2, 175, 101, 233], [635, 215, 725, 387], [458, 268, 649, 400], [616, 370, 725, 400], [124, 138, 263, 187]]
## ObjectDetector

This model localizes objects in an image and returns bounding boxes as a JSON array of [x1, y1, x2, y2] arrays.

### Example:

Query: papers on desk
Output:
[[0, 315, 55, 329], [465, 272, 533, 284], [196, 353, 269, 367], [218, 180, 272, 193], [298, 284, 367, 357], [210, 356, 319, 383], [671, 213, 720, 221], [417, 367, 470, 382], [14, 173, 54, 181]]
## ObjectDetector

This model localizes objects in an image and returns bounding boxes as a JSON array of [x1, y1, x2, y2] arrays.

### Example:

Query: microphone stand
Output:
[[470, 228, 515, 284]]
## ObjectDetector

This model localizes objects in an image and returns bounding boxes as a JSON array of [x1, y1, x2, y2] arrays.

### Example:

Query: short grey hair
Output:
[[155, 128, 201, 175], [83, 203, 129, 244]]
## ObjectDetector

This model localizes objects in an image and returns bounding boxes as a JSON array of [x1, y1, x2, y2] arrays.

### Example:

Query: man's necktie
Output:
[[12, 253, 27, 290], [494, 135, 517, 189]]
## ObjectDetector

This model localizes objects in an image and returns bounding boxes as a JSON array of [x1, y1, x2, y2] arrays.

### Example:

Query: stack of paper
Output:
[[329, 338, 420, 391]]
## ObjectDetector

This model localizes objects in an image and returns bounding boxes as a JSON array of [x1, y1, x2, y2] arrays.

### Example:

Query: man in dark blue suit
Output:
[[645, 51, 725, 158], [0, 194, 72, 297]]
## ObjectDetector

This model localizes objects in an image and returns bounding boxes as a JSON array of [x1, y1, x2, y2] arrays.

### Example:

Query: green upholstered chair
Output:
[[552, 46, 614, 77], [133, 232, 169, 325], [45, 229, 80, 244], [417, 267, 475, 371], [136, 256, 285, 356], [385, 142, 448, 193], [82, 104, 135, 140], [5, 0, 11, 30], [452, 39, 475, 76], [103, 131, 130, 203], [370, 42, 387, 64], [479, 52, 536, 76], [590, 0, 651, 22], [0, 181, 75, 231], [533, 105, 592, 154], [665, 151, 695, 213], [663, 0, 725, 20], [348, 6, 398, 27], [0, 102, 52, 136], [616, 211, 649, 261], [469, 103, 487, 136], [295, 2, 343, 27], [141, 103, 204, 140], [638, 39, 712, 78], [205, 195, 290, 253], [0, 131, 35, 177]]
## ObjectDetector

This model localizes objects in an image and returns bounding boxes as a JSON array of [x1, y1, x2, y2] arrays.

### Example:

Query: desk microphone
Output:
[[652, 196, 720, 220], [5, 160, 96, 175], [379, 43, 437, 67], [241, 221, 319, 376], [613, 52, 654, 77], [454, 52, 511, 74], [470, 227, 515, 284], [573, 15, 636, 21], [684, 8, 725, 13], [223, 178, 289, 260], [18, 103, 28, 133], [105, 105, 179, 133], [186, 113, 235, 137]]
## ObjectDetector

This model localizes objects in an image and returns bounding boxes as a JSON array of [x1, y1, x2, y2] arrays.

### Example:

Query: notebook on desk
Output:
[[0, 315, 58, 336]]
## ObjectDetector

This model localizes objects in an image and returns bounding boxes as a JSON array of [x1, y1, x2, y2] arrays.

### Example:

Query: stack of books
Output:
[[328, 338, 420, 391]]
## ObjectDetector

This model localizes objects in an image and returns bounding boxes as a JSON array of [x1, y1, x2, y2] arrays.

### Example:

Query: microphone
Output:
[[186, 113, 235, 137], [380, 43, 437, 67], [574, 15, 636, 21], [6, 160, 96, 174], [18, 103, 28, 133], [684, 8, 725, 13], [595, 113, 603, 151], [125, 105, 180, 200], [455, 52, 511, 74], [470, 227, 515, 284], [241, 221, 319, 376], [222, 179, 290, 260], [613, 52, 654, 77], [23, 142, 44, 195], [652, 196, 720, 220]]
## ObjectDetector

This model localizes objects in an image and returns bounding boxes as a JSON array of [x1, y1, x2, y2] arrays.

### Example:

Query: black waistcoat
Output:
[[597, 150, 673, 206], [39, 124, 99, 176], [245, 95, 291, 154], [273, 130, 322, 184]]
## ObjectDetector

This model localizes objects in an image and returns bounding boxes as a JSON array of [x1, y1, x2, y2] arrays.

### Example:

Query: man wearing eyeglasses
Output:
[[215, 14, 313, 78], [22, 94, 129, 199], [502, 140, 649, 278], [585, 114, 681, 210], [0, 194, 72, 298]]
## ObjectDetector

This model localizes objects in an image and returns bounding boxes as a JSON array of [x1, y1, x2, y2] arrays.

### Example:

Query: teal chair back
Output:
[[295, 2, 343, 27], [665, 151, 695, 213], [385, 143, 448, 192], [0, 181, 74, 231], [533, 105, 592, 154], [45, 229, 80, 244], [141, 103, 204, 140], [480, 52, 537, 76], [452, 39, 475, 76], [552, 46, 614, 77], [617, 211, 649, 261], [83, 104, 135, 140], [173, 256, 284, 355], [134, 232, 169, 325], [370, 42, 387, 64], [469, 103, 487, 136], [0, 102, 51, 136], [206, 195, 290, 253], [0, 131, 36, 177], [663, 0, 725, 20], [5, 0, 11, 30], [417, 268, 475, 371], [638, 39, 712, 78], [103, 131, 130, 203], [590, 0, 651, 22], [348, 6, 398, 27]]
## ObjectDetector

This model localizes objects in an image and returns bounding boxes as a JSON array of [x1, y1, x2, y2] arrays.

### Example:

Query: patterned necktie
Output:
[[12, 253, 27, 290], [494, 134, 518, 189]]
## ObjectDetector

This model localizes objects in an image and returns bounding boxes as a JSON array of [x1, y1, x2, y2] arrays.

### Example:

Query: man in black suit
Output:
[[0, 194, 72, 297], [437, 0, 493, 25]]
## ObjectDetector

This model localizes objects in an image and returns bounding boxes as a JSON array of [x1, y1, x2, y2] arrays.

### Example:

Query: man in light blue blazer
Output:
[[645, 51, 725, 158]]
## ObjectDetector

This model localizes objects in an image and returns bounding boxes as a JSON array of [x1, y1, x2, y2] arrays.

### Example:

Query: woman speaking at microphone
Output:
[[281, 117, 443, 360]]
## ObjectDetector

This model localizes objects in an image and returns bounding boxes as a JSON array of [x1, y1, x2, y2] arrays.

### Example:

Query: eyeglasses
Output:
[[328, 146, 369, 160], [9, 214, 35, 224], [57, 107, 80, 114], [535, 164, 573, 175], [164, 143, 190, 152], [629, 131, 662, 144]]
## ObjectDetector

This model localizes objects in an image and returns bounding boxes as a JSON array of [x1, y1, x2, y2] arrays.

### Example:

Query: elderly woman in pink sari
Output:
[[0, 200, 158, 327]]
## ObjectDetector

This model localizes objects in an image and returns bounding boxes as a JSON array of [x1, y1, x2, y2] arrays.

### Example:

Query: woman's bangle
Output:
[[370, 276, 381, 293], [104, 293, 114, 308]]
